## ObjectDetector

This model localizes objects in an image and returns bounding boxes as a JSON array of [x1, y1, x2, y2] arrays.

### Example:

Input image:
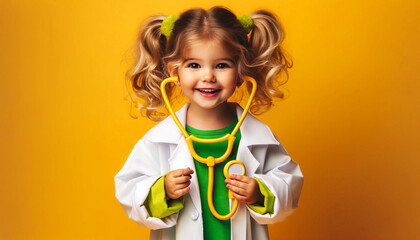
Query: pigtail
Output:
[[247, 11, 293, 114], [127, 15, 171, 121]]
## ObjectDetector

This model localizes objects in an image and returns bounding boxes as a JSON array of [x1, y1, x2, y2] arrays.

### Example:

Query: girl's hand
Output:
[[164, 168, 194, 200], [225, 174, 264, 205]]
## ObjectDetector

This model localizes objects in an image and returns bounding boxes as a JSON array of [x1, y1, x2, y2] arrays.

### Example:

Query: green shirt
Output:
[[186, 119, 241, 240]]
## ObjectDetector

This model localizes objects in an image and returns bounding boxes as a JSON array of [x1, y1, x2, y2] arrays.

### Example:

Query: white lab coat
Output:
[[115, 104, 303, 240]]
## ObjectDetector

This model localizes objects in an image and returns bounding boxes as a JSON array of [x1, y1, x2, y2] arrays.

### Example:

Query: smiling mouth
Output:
[[196, 88, 221, 94]]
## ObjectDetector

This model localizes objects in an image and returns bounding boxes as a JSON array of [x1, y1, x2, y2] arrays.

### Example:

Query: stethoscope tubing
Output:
[[160, 76, 257, 220]]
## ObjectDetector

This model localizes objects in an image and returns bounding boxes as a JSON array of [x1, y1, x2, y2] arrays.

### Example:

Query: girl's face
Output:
[[175, 39, 238, 112]]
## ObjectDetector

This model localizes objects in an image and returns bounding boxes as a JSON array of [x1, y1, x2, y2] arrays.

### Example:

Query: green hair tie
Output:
[[161, 15, 179, 38], [237, 15, 254, 33]]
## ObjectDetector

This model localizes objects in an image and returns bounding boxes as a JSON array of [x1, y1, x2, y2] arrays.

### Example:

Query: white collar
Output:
[[147, 103, 279, 146]]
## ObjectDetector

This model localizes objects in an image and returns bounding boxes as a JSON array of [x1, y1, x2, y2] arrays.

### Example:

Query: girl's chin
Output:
[[189, 101, 231, 111]]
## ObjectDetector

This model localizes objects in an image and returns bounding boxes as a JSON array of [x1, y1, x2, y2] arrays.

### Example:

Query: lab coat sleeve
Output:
[[114, 139, 179, 229], [247, 178, 275, 214], [248, 143, 303, 224], [144, 174, 185, 218]]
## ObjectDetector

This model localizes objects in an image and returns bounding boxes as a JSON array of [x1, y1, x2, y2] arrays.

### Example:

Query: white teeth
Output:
[[198, 89, 219, 93]]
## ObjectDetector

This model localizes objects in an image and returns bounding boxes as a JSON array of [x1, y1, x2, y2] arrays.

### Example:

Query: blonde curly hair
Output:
[[126, 6, 292, 121]]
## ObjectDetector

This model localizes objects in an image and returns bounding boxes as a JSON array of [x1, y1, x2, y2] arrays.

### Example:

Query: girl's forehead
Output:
[[181, 38, 234, 59]]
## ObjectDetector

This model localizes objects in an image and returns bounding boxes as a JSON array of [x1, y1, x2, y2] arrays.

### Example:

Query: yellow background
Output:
[[1, 0, 419, 239]]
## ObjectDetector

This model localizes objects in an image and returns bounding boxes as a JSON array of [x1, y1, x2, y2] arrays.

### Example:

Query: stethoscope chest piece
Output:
[[224, 160, 246, 177], [224, 160, 246, 199]]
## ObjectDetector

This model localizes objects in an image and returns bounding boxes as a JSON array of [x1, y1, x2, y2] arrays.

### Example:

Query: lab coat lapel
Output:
[[234, 104, 279, 175], [156, 104, 202, 215], [235, 104, 279, 147], [167, 138, 202, 216]]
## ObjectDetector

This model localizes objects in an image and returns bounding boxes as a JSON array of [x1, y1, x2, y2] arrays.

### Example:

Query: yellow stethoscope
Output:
[[161, 76, 257, 220]]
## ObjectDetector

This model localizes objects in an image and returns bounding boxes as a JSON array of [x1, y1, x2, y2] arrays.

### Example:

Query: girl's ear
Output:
[[167, 62, 178, 77]]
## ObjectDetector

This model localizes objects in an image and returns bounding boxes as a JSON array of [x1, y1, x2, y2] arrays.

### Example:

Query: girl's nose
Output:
[[201, 69, 215, 82]]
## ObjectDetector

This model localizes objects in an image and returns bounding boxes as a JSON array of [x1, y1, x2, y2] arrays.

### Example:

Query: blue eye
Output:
[[216, 63, 230, 69], [188, 63, 200, 69]]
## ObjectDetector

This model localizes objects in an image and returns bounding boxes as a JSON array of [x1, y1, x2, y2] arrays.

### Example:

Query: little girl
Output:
[[115, 6, 303, 240]]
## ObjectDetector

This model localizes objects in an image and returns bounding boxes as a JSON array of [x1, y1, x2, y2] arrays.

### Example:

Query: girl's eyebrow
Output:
[[183, 58, 234, 63], [183, 58, 199, 62], [218, 58, 234, 63]]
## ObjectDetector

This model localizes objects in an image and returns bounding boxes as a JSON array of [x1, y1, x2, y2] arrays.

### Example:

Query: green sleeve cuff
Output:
[[143, 173, 184, 219], [247, 178, 275, 215]]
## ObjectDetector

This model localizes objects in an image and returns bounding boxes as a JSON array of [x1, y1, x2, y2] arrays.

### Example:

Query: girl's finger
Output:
[[232, 192, 249, 203], [175, 181, 190, 188], [173, 175, 191, 184], [173, 168, 194, 177], [227, 184, 246, 196], [174, 187, 190, 197], [226, 179, 247, 190], [229, 174, 251, 183]]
